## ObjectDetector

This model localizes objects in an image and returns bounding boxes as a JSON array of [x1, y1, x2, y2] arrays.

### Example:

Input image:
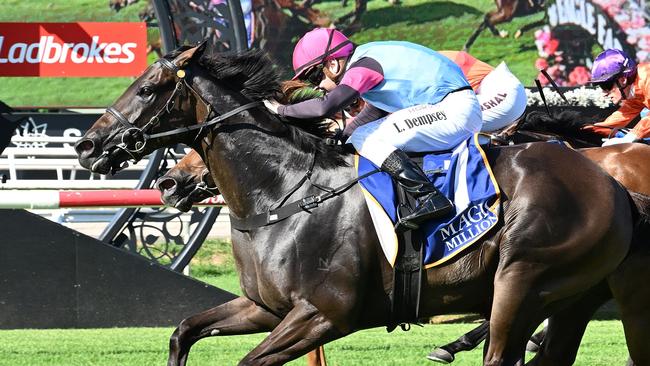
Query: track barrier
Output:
[[0, 209, 237, 329], [0, 189, 225, 209]]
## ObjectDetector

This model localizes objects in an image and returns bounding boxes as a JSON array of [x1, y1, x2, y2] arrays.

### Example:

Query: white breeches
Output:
[[348, 89, 483, 167], [477, 62, 527, 132]]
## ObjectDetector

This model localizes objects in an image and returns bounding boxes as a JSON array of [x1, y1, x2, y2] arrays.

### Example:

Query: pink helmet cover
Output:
[[292, 28, 354, 80]]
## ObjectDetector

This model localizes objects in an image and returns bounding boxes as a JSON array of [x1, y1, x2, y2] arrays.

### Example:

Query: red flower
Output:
[[541, 65, 565, 86], [537, 72, 550, 86], [544, 39, 560, 56], [568, 66, 591, 86]]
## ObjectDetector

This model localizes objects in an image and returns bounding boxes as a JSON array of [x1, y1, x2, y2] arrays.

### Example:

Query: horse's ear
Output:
[[176, 41, 209, 68]]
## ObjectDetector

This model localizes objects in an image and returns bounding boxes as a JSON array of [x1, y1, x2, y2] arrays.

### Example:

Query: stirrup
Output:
[[395, 218, 419, 233], [395, 204, 420, 232]]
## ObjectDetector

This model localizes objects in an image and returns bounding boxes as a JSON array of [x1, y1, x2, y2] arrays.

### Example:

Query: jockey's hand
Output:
[[263, 99, 283, 115], [602, 132, 638, 147], [581, 124, 613, 137]]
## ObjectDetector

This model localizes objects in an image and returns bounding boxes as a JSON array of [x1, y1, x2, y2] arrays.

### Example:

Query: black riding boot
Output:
[[381, 149, 454, 230]]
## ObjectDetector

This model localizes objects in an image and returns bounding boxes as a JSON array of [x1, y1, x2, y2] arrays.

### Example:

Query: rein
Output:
[[99, 57, 261, 167], [229, 154, 379, 231], [187, 168, 220, 201], [102, 54, 374, 231], [487, 123, 604, 148]]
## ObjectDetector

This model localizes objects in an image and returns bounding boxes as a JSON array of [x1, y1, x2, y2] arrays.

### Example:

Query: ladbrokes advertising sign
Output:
[[0, 22, 147, 77]]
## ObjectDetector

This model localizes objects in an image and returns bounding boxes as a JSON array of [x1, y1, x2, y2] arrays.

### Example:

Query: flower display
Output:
[[533, 26, 581, 87], [534, 26, 553, 58], [526, 87, 615, 109], [568, 66, 591, 86], [535, 58, 549, 70], [592, 0, 649, 63], [534, 0, 649, 86]]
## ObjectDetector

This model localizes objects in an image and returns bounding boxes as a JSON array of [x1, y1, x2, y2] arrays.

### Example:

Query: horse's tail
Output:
[[628, 191, 650, 244]]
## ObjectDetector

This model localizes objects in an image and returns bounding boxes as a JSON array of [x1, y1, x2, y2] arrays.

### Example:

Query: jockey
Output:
[[583, 48, 650, 146], [438, 51, 527, 132], [263, 28, 483, 230]]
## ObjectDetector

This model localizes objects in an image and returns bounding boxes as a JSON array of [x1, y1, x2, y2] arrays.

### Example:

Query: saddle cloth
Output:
[[356, 134, 501, 268]]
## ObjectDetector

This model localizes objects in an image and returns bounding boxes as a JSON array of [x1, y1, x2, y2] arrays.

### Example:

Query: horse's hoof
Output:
[[514, 30, 522, 38], [427, 348, 455, 364], [526, 339, 541, 353], [499, 30, 509, 38]]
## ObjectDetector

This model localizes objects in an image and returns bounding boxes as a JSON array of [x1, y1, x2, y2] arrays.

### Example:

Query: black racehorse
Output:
[[159, 112, 650, 366], [75, 45, 641, 365], [0, 101, 20, 156]]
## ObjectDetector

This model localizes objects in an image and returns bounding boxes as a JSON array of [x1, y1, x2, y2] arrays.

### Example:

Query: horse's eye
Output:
[[138, 86, 154, 98]]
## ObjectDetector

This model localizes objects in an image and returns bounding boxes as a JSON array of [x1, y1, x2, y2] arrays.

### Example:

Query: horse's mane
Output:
[[194, 49, 348, 167], [519, 110, 603, 143], [198, 49, 283, 102]]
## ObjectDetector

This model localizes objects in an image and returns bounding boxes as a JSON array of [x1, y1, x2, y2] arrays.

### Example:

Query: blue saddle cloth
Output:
[[357, 135, 500, 268]]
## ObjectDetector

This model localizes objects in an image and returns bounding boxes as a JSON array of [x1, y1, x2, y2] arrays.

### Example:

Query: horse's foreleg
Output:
[[239, 299, 344, 366], [515, 19, 546, 39], [463, 18, 488, 51], [486, 6, 515, 38], [167, 296, 282, 366], [301, 0, 319, 8], [484, 267, 543, 366], [484, 19, 501, 37], [607, 245, 650, 366], [275, 0, 297, 8], [526, 282, 610, 366], [306, 345, 328, 366], [428, 321, 489, 363], [336, 0, 367, 31]]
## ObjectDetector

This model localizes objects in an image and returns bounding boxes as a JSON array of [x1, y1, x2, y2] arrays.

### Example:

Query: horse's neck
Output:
[[197, 124, 323, 218], [517, 125, 601, 148]]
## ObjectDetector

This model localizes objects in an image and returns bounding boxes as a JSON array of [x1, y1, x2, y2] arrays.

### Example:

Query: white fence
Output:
[[0, 133, 180, 226], [0, 135, 183, 190]]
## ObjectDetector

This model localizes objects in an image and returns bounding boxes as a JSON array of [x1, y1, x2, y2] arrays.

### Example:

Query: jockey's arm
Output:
[[597, 97, 647, 137], [278, 84, 359, 119], [342, 103, 388, 139], [631, 116, 650, 138], [278, 57, 384, 120]]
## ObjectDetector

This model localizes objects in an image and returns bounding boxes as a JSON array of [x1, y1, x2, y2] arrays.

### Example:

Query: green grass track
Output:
[[0, 320, 628, 366]]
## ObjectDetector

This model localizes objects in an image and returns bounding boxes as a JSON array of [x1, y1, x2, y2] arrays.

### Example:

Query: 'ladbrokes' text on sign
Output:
[[0, 22, 147, 77]]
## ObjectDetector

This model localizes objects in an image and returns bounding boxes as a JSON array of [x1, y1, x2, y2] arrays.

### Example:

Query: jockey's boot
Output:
[[381, 149, 454, 230]]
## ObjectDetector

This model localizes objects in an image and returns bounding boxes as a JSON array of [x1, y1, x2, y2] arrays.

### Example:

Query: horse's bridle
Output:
[[187, 168, 220, 201], [98, 57, 261, 170]]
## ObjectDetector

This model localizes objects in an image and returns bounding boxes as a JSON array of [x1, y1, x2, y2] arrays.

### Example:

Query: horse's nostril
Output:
[[75, 139, 95, 155], [157, 178, 177, 193]]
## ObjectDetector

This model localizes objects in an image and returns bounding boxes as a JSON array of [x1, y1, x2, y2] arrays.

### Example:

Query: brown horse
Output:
[[74, 45, 638, 365], [429, 113, 650, 364], [464, 0, 546, 51], [502, 114, 650, 366], [530, 143, 650, 366], [108, 0, 139, 12]]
